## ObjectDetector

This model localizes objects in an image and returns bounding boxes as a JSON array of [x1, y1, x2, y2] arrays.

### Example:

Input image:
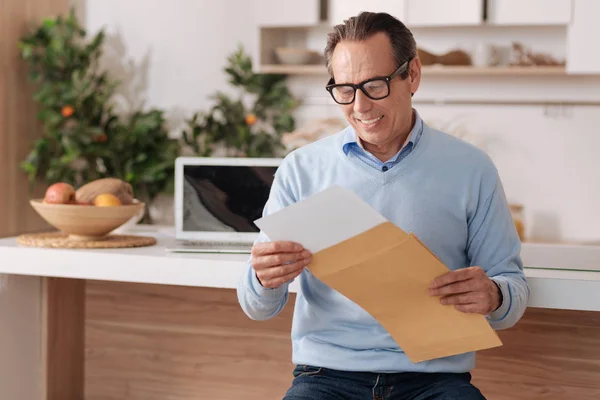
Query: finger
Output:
[[440, 292, 484, 306], [454, 303, 489, 314], [430, 275, 491, 296], [256, 257, 310, 282], [429, 278, 481, 296], [258, 260, 309, 289], [429, 266, 482, 290], [252, 250, 311, 270], [252, 241, 304, 257]]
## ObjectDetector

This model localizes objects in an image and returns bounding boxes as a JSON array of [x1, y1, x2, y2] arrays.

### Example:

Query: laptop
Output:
[[165, 156, 281, 253]]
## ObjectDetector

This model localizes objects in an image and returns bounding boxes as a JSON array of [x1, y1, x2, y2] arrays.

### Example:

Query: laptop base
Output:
[[165, 240, 252, 254]]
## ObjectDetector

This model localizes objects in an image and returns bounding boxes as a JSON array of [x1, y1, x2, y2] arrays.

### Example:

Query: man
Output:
[[237, 11, 529, 400]]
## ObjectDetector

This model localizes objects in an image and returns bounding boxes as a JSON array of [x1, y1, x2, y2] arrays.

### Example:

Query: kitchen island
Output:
[[1, 226, 599, 400]]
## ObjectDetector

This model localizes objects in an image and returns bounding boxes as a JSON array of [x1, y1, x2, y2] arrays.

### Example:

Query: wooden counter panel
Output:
[[85, 281, 294, 400], [85, 281, 600, 399], [472, 308, 600, 400], [85, 280, 292, 335]]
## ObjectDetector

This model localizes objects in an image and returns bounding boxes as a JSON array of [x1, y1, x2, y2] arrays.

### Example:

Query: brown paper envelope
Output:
[[309, 221, 410, 278], [308, 222, 502, 363]]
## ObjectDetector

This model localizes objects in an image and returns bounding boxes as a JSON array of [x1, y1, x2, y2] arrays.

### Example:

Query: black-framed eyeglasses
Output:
[[325, 60, 410, 105]]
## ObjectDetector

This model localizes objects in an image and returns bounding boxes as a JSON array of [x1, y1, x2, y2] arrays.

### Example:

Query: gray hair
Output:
[[324, 12, 417, 80]]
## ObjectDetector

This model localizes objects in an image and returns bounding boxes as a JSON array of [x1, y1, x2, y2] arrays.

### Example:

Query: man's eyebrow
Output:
[[334, 73, 386, 85]]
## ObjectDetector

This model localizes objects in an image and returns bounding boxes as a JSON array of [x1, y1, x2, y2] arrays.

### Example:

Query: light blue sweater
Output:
[[237, 111, 530, 373]]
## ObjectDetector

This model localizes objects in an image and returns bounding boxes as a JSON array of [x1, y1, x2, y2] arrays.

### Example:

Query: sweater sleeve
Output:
[[466, 169, 531, 330], [236, 158, 298, 321]]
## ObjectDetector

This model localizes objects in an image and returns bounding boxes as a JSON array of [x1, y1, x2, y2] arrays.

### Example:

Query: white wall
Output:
[[419, 104, 600, 243], [84, 0, 256, 131], [82, 2, 600, 243]]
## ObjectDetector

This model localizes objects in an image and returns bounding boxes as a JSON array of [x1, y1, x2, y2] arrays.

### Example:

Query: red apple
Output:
[[43, 182, 76, 204]]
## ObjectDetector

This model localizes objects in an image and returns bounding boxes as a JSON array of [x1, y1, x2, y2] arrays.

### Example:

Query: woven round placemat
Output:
[[17, 231, 157, 249]]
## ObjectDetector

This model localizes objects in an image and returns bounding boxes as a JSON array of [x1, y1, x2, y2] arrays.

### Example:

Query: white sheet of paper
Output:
[[254, 185, 387, 253]]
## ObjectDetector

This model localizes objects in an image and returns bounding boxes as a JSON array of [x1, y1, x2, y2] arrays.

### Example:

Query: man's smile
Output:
[[356, 115, 384, 126]]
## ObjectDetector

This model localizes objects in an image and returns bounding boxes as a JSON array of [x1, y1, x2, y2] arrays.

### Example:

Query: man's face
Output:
[[330, 32, 421, 148]]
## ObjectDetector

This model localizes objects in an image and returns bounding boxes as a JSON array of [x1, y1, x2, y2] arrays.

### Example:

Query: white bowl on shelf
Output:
[[274, 47, 319, 65]]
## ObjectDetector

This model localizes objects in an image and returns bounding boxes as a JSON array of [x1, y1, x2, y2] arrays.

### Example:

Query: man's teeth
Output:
[[359, 116, 383, 124]]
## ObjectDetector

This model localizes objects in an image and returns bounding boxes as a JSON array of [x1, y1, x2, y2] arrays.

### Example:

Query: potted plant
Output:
[[182, 45, 298, 158], [19, 8, 178, 222]]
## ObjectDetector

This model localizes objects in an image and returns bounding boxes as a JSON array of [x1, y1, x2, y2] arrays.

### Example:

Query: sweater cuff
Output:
[[250, 268, 288, 298], [488, 277, 511, 322]]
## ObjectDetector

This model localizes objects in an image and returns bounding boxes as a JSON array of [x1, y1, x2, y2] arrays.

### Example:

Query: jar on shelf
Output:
[[509, 204, 525, 241]]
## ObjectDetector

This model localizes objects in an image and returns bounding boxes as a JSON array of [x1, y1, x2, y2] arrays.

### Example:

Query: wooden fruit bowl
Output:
[[30, 199, 145, 241]]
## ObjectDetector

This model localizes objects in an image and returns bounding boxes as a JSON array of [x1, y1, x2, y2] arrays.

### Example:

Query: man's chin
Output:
[[357, 131, 386, 147], [353, 124, 385, 139]]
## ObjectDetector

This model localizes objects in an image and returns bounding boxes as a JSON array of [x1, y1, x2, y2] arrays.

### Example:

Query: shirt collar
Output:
[[342, 109, 424, 156]]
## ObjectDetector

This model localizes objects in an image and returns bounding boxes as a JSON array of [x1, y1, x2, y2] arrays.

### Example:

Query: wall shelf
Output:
[[260, 64, 327, 75], [259, 64, 568, 76], [255, 1, 600, 76], [422, 65, 567, 76]]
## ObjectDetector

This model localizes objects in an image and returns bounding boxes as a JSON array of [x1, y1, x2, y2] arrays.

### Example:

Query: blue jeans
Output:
[[283, 365, 486, 400]]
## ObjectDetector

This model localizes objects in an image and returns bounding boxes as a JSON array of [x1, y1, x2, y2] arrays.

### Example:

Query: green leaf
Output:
[[20, 44, 33, 59], [126, 172, 135, 182], [43, 18, 56, 29]]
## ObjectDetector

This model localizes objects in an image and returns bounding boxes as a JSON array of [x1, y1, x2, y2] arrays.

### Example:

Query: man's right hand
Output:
[[251, 241, 311, 289]]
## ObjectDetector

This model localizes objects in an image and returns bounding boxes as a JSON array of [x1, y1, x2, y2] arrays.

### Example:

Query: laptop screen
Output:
[[182, 164, 278, 233]]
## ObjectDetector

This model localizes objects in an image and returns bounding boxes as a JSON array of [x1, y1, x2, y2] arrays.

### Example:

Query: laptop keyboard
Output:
[[180, 240, 253, 251]]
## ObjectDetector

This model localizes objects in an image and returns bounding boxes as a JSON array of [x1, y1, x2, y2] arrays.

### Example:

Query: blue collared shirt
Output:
[[341, 111, 424, 172]]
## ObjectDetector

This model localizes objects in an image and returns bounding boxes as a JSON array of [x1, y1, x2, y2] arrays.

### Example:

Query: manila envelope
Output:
[[307, 221, 503, 363]]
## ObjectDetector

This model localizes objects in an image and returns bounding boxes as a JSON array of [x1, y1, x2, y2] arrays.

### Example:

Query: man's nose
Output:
[[353, 89, 372, 114]]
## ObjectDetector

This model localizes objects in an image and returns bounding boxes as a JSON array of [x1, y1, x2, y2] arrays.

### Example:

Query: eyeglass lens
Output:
[[331, 79, 389, 104]]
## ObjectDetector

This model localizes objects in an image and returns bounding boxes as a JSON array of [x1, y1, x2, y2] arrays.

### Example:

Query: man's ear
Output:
[[409, 57, 422, 94]]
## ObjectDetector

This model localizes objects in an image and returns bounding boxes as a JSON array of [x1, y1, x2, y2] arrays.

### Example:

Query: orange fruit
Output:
[[245, 113, 257, 126], [61, 105, 75, 118], [93, 193, 122, 207]]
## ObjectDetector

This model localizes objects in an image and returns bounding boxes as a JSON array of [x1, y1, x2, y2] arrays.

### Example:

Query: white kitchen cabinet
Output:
[[405, 0, 483, 27], [329, 0, 406, 26], [567, 0, 600, 74], [255, 0, 322, 27], [487, 0, 572, 25]]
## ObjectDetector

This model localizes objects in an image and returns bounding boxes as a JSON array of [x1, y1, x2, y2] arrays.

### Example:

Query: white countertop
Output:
[[1, 226, 599, 311]]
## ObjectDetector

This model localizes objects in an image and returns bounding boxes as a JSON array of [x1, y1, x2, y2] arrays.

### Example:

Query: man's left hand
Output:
[[428, 266, 501, 315]]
